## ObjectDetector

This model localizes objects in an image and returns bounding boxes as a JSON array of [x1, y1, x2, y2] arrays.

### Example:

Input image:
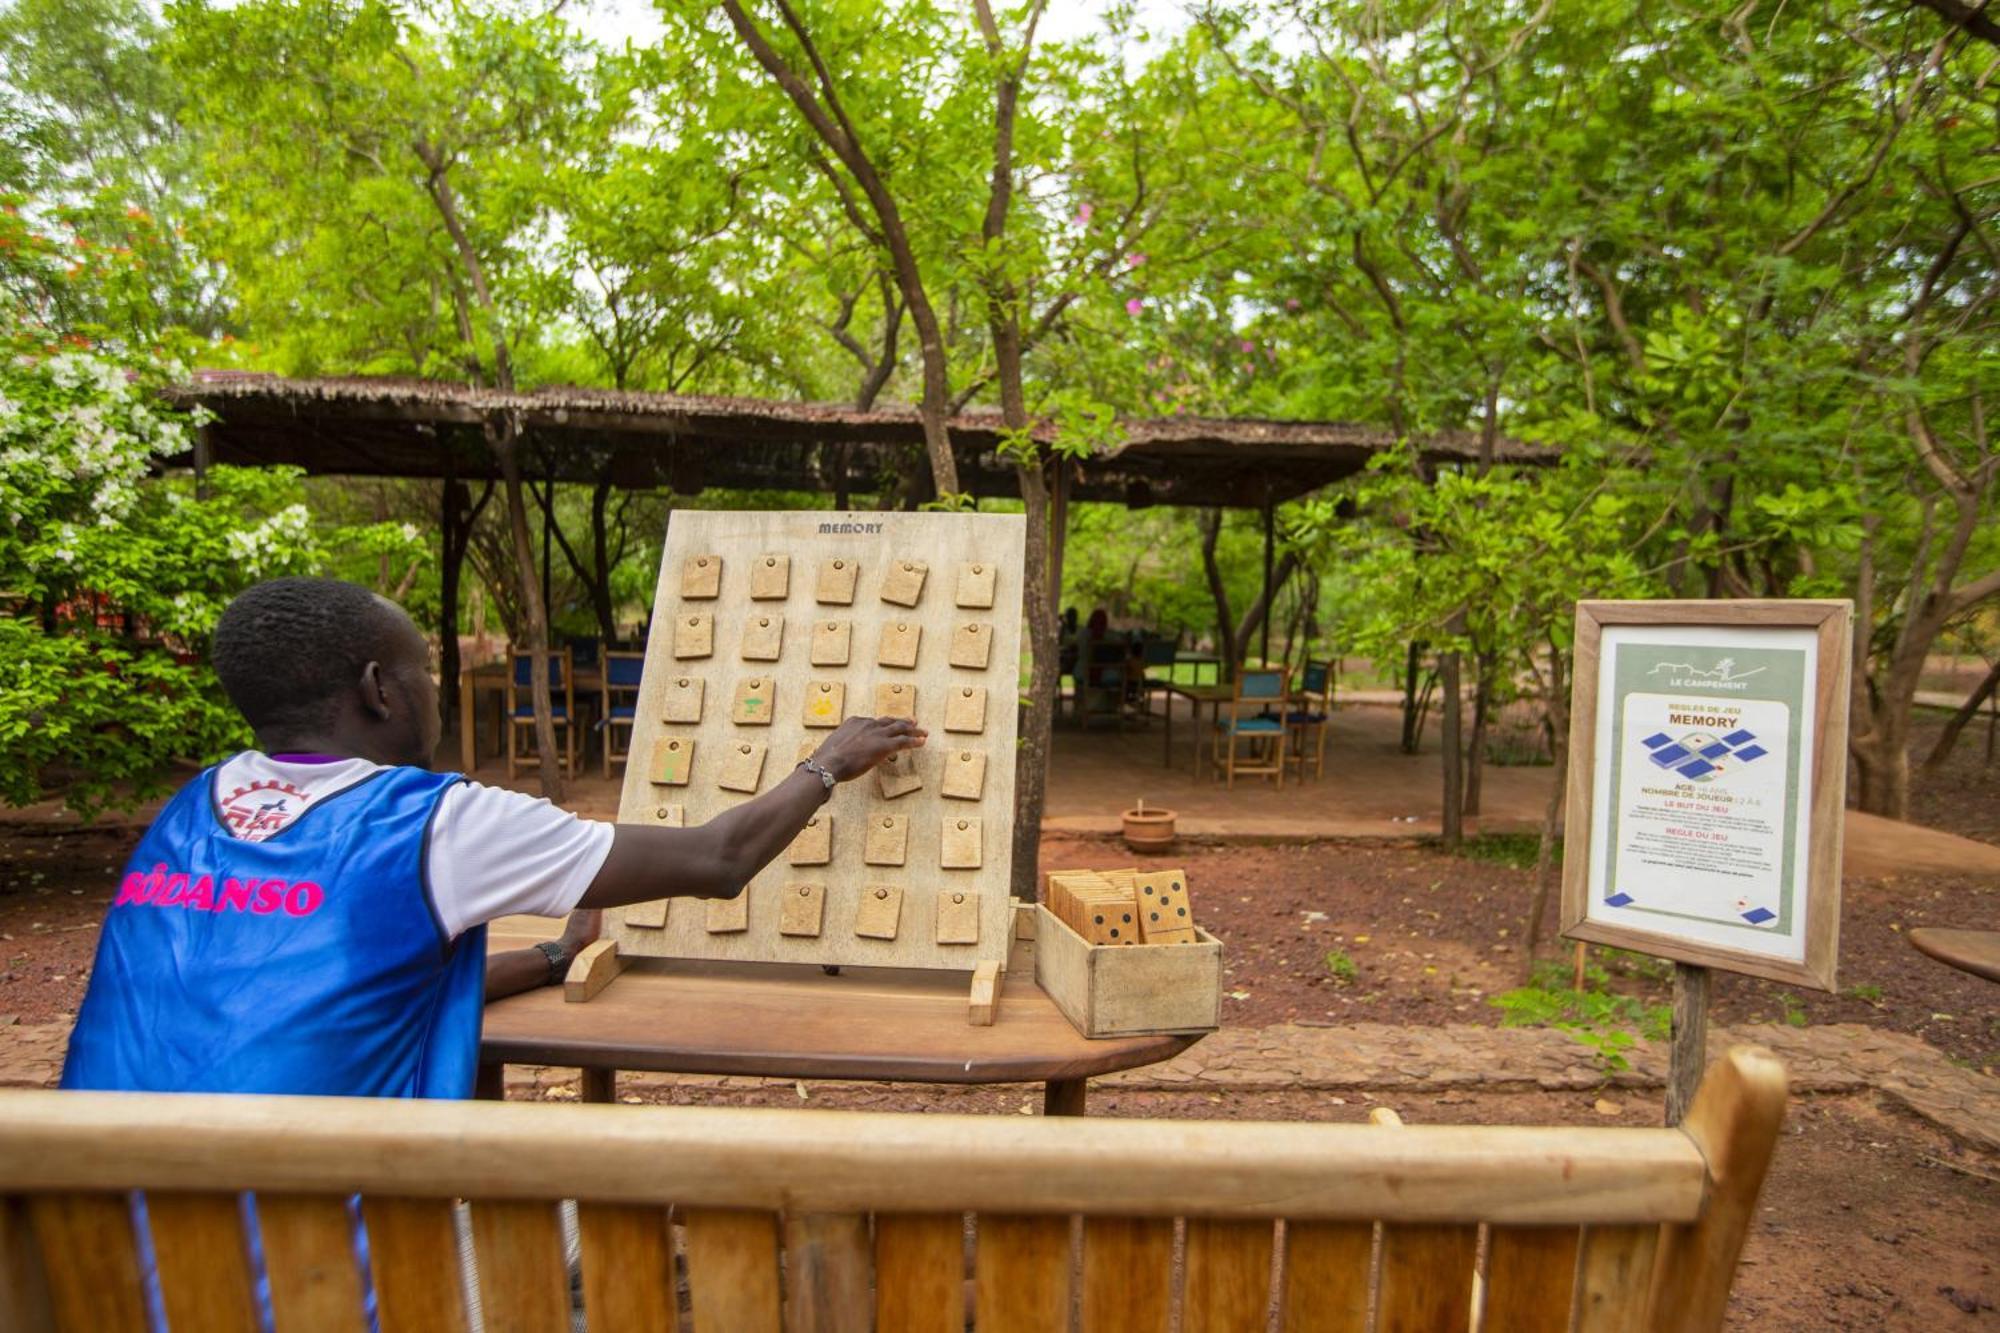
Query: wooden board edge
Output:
[[564, 939, 626, 1004]]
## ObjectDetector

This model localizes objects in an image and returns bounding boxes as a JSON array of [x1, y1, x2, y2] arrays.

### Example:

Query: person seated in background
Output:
[[61, 576, 922, 1099]]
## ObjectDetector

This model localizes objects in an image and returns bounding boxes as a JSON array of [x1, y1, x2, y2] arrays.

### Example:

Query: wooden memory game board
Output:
[[611, 510, 1026, 973]]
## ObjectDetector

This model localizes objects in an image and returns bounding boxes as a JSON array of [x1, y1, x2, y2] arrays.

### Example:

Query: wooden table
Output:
[[458, 660, 604, 774], [1159, 682, 1236, 771], [479, 920, 1199, 1115], [1908, 927, 2000, 984]]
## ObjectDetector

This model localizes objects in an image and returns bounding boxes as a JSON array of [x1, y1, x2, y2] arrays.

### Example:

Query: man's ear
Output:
[[359, 661, 393, 721]]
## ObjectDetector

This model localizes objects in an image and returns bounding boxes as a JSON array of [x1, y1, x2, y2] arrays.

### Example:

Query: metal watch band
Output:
[[799, 758, 837, 791], [533, 939, 568, 986]]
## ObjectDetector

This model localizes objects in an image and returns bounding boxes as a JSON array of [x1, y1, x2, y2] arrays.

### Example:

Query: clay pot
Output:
[[1122, 805, 1177, 854]]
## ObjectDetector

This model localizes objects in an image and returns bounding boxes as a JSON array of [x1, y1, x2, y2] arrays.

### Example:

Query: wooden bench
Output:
[[0, 1046, 1785, 1332]]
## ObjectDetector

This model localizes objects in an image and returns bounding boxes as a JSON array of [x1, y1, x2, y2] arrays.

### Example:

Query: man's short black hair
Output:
[[212, 578, 411, 732]]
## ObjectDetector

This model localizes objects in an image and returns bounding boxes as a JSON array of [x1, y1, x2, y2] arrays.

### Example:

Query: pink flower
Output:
[[1125, 252, 1146, 269], [1285, 297, 1301, 311], [1074, 203, 1094, 226], [1125, 297, 1145, 316], [1240, 339, 1255, 354]]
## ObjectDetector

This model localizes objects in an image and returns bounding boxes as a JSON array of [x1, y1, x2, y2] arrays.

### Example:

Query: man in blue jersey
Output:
[[62, 576, 923, 1098]]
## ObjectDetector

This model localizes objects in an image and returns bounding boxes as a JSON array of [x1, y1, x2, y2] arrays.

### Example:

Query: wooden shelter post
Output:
[[1260, 483, 1275, 667]]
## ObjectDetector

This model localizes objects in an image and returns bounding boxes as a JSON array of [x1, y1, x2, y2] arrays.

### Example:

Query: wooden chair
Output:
[[1078, 640, 1140, 731], [506, 648, 577, 780], [1212, 666, 1289, 788], [1138, 634, 1180, 728], [1286, 658, 1335, 781], [600, 650, 645, 779], [0, 1047, 1786, 1332]]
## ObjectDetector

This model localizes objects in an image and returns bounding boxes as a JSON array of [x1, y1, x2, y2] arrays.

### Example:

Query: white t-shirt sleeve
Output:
[[425, 781, 614, 938]]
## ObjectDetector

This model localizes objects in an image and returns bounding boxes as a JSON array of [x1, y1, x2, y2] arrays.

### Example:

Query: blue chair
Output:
[[507, 648, 577, 780], [1285, 659, 1334, 781], [1080, 640, 1139, 730], [1212, 667, 1289, 788], [600, 650, 645, 778]]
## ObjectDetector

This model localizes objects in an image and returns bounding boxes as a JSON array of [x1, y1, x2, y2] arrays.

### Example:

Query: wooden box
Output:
[[1032, 905, 1221, 1038]]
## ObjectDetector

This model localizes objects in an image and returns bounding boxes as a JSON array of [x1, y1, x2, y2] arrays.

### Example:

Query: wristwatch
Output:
[[799, 758, 838, 793], [533, 939, 570, 986]]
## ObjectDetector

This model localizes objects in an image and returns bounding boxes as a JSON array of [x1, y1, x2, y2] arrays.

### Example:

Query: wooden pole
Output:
[[192, 424, 213, 502], [1666, 963, 1711, 1126], [1259, 485, 1275, 667], [1049, 460, 1070, 617]]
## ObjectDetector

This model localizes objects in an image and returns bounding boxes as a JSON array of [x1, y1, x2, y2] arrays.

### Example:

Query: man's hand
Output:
[[810, 715, 927, 781]]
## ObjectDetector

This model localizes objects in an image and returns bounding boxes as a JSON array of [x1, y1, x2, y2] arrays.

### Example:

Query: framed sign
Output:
[[1560, 600, 1851, 990]]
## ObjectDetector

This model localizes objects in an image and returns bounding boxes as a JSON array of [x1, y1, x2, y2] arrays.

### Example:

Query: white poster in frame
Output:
[[1560, 600, 1850, 991]]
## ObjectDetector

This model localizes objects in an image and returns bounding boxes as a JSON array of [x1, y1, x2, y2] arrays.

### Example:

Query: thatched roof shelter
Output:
[[170, 372, 1550, 507]]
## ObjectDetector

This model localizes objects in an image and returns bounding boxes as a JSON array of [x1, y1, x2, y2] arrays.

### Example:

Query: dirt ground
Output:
[[2, 712, 1996, 1329]]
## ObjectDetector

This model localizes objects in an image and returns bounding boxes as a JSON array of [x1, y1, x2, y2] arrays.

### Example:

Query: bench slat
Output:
[[0, 1198, 54, 1332], [874, 1213, 962, 1333], [1482, 1225, 1580, 1333], [1184, 1218, 1275, 1333], [149, 1193, 259, 1333], [362, 1197, 470, 1333], [258, 1195, 368, 1333], [782, 1212, 872, 1333], [1279, 1221, 1372, 1332], [0, 1094, 1707, 1225], [1377, 1223, 1477, 1333], [1081, 1216, 1172, 1332], [468, 1200, 570, 1333], [26, 1194, 147, 1333], [973, 1214, 1071, 1332], [1575, 1223, 1661, 1332], [684, 1207, 781, 1333], [577, 1203, 674, 1333]]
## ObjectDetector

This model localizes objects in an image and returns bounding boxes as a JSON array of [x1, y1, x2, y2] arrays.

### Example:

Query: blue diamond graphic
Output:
[[1722, 729, 1756, 746], [1642, 732, 1674, 749], [1604, 892, 1635, 907], [1734, 744, 1768, 762], [1741, 907, 1776, 925], [1676, 758, 1716, 779], [1650, 744, 1693, 768]]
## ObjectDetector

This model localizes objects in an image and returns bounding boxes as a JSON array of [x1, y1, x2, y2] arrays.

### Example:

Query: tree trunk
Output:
[[1464, 649, 1494, 817], [488, 414, 564, 801], [1015, 460, 1060, 900], [587, 472, 617, 644], [1440, 646, 1464, 852], [1523, 649, 1570, 973], [1923, 657, 2000, 774], [1401, 640, 1426, 754], [1199, 510, 1238, 678]]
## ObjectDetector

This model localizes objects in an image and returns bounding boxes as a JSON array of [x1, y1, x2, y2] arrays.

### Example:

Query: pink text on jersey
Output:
[[114, 864, 324, 917]]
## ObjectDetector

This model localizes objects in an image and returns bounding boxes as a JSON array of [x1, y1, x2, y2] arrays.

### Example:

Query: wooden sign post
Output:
[[1560, 600, 1851, 1123]]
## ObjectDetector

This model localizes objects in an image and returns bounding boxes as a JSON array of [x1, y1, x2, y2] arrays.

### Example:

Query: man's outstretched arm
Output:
[[578, 715, 924, 910]]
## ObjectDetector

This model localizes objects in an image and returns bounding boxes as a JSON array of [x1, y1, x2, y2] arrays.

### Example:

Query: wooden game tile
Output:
[[810, 619, 851, 666], [1137, 868, 1197, 945], [880, 558, 928, 607], [731, 676, 776, 726], [681, 554, 722, 599], [943, 685, 987, 733], [787, 813, 831, 865], [854, 885, 903, 940], [815, 557, 859, 604], [649, 736, 693, 786], [740, 613, 783, 661], [624, 899, 668, 928], [704, 891, 749, 934], [877, 620, 921, 668], [948, 621, 992, 670], [673, 612, 713, 659], [940, 816, 982, 869], [941, 748, 986, 801], [802, 680, 845, 728], [875, 749, 921, 799], [863, 813, 909, 866], [779, 883, 825, 938], [662, 676, 704, 724], [955, 561, 996, 609], [749, 553, 790, 600], [718, 741, 767, 793], [873, 681, 916, 722], [935, 890, 980, 945]]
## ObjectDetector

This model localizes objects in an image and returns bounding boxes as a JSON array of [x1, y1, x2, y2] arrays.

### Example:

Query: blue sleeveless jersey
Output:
[[62, 761, 488, 1099]]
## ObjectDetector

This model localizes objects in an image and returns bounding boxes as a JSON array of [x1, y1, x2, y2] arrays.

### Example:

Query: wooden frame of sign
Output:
[[584, 510, 1026, 1004], [1560, 599, 1850, 993]]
